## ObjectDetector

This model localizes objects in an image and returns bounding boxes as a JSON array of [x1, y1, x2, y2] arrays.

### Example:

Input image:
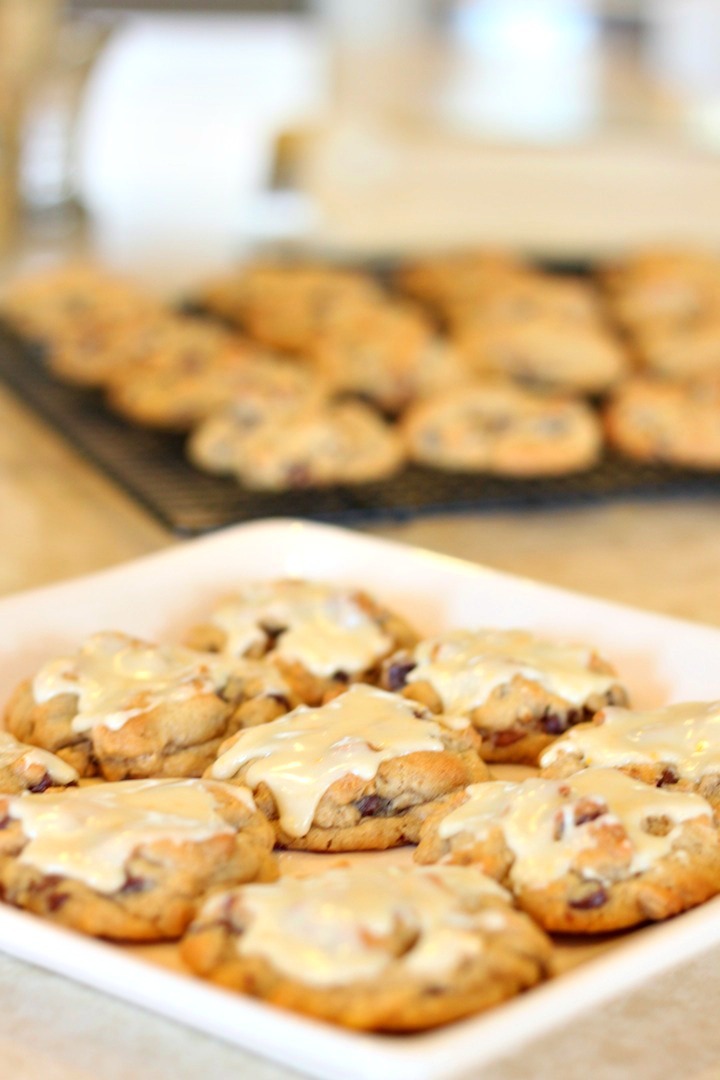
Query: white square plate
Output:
[[1, 518, 720, 1080]]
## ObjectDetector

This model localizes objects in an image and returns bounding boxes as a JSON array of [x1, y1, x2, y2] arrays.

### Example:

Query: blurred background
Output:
[[2, 0, 720, 285]]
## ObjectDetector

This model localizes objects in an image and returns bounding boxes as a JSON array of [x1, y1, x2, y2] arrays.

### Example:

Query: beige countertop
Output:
[[2, 369, 720, 1080]]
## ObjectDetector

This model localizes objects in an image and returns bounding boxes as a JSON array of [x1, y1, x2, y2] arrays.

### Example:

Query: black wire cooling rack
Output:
[[0, 321, 718, 536]]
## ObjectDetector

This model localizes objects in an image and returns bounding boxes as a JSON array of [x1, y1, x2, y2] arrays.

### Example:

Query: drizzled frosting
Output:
[[10, 778, 254, 893], [541, 701, 720, 780], [406, 629, 617, 714], [210, 684, 445, 837], [32, 632, 255, 733], [206, 580, 392, 677], [437, 768, 712, 888], [0, 730, 78, 786], [203, 864, 511, 987]]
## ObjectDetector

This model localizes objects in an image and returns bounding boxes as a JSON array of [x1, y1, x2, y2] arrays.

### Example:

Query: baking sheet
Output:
[[0, 323, 718, 536], [1, 519, 720, 1080]]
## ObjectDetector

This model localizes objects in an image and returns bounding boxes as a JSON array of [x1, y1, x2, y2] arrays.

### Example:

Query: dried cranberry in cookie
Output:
[[181, 863, 551, 1031], [415, 768, 720, 932], [541, 700, 720, 806], [186, 579, 418, 704], [382, 629, 627, 764], [5, 631, 294, 779], [0, 778, 276, 940], [0, 730, 78, 794], [207, 684, 488, 851]]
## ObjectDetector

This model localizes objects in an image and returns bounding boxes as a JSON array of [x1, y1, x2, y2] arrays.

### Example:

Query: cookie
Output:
[[540, 700, 720, 807], [633, 314, 720, 379], [0, 778, 276, 940], [186, 579, 418, 706], [5, 631, 295, 780], [0, 263, 163, 344], [45, 313, 225, 390], [0, 730, 78, 794], [381, 629, 628, 764], [453, 315, 627, 394], [395, 251, 524, 313], [105, 335, 309, 432], [180, 863, 551, 1031], [310, 300, 469, 414], [601, 249, 720, 330], [604, 376, 720, 468], [212, 400, 405, 489], [402, 381, 602, 476], [186, 364, 328, 477], [198, 263, 381, 352], [415, 768, 720, 932], [444, 271, 602, 328], [207, 684, 489, 851]]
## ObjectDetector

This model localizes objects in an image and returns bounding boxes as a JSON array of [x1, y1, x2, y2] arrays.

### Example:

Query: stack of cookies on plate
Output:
[[1, 577, 719, 1032]]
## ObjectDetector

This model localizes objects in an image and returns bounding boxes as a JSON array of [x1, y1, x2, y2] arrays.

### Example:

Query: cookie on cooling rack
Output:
[[394, 250, 524, 313], [415, 768, 720, 932], [0, 263, 163, 344], [600, 248, 720, 330], [208, 400, 405, 490], [4, 631, 295, 780], [180, 863, 551, 1031], [452, 315, 627, 394], [207, 684, 489, 852], [0, 778, 276, 941], [381, 629, 628, 765], [197, 262, 381, 351], [0, 730, 78, 794], [443, 270, 602, 328], [185, 579, 418, 706], [604, 376, 720, 468], [106, 335, 319, 432], [540, 700, 720, 808], [401, 381, 602, 476], [632, 315, 720, 380], [310, 299, 469, 414]]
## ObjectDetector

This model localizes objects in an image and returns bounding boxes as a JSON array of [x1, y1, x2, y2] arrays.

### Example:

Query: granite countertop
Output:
[[2, 374, 720, 1080]]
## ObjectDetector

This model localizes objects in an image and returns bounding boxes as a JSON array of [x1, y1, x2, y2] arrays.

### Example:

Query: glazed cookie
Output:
[[207, 684, 489, 851], [310, 300, 468, 414], [0, 778, 276, 940], [5, 631, 295, 780], [381, 629, 628, 764], [214, 400, 405, 490], [106, 339, 309, 431], [402, 382, 602, 476], [186, 579, 418, 706], [415, 769, 720, 932], [180, 863, 551, 1031], [0, 730, 78, 794], [198, 263, 381, 351], [0, 263, 163, 344], [540, 700, 720, 807], [604, 376, 720, 468], [453, 315, 627, 394]]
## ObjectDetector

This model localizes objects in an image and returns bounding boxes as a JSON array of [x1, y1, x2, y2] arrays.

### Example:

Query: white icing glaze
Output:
[[0, 730, 78, 786], [32, 632, 257, 733], [540, 700, 720, 780], [10, 778, 254, 893], [209, 864, 511, 987], [438, 768, 713, 888], [210, 684, 445, 837], [207, 580, 392, 677], [407, 629, 616, 714]]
